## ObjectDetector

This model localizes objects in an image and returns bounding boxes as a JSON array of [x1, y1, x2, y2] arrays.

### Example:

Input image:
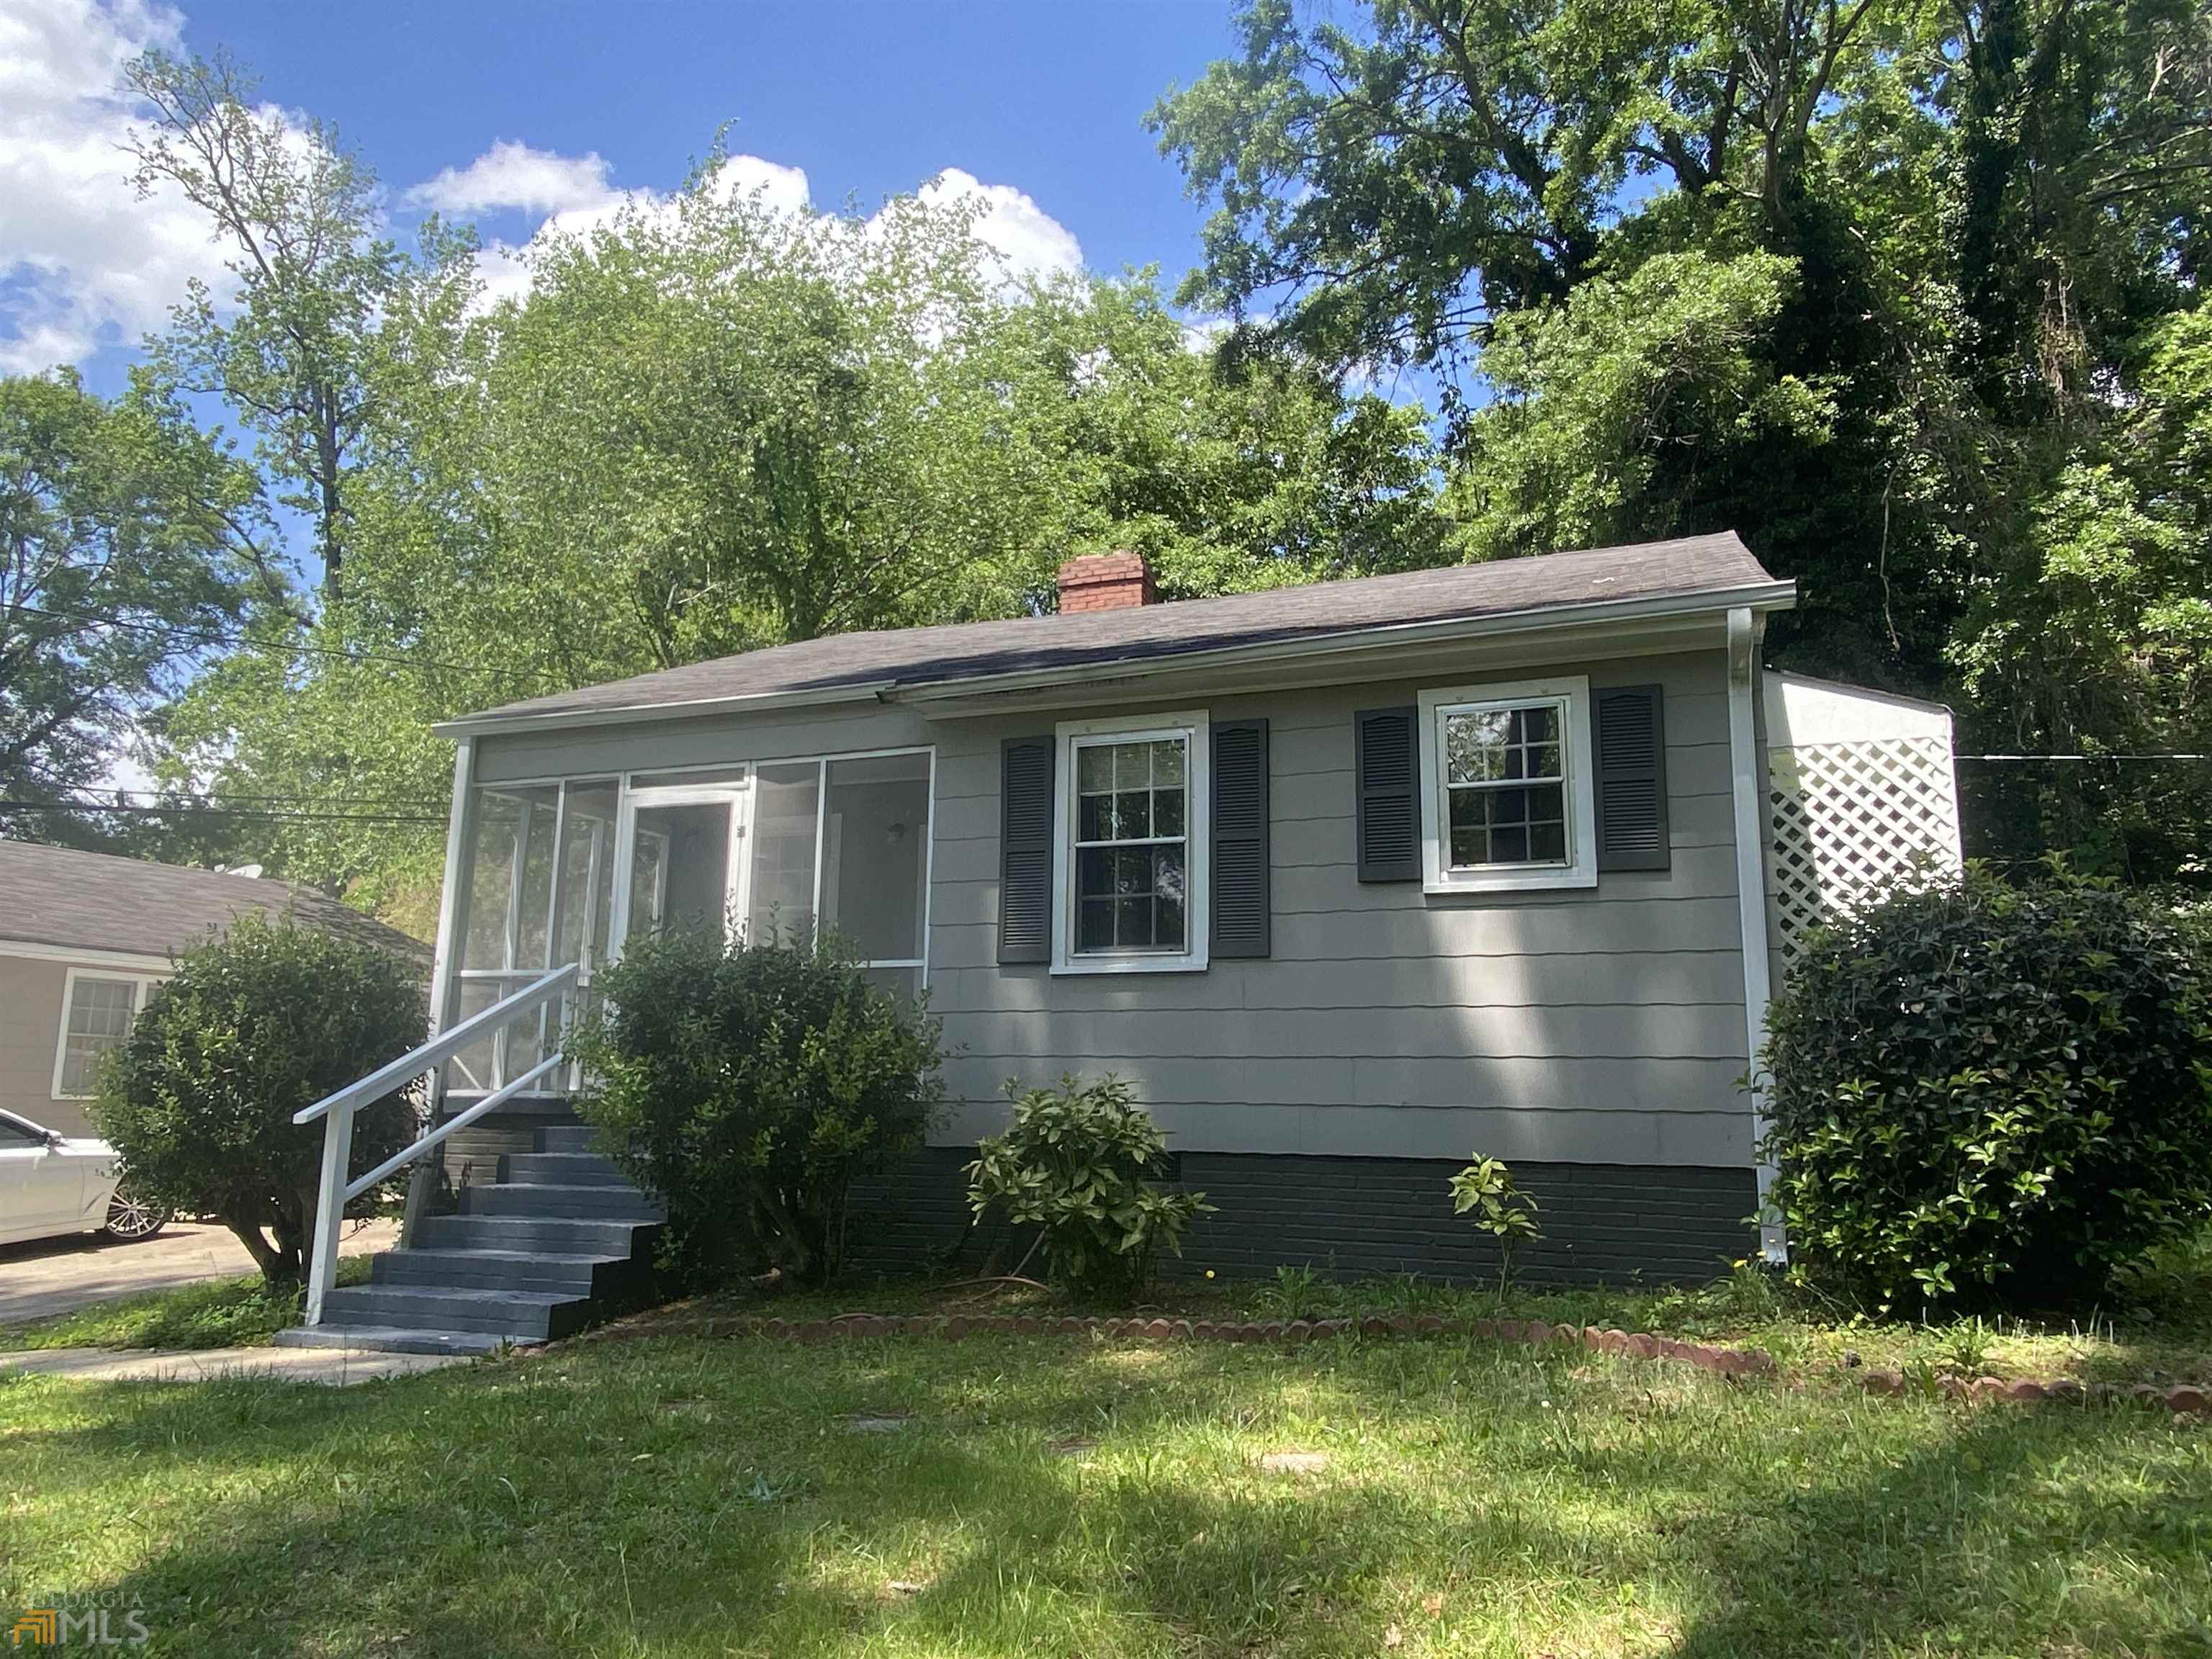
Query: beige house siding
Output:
[[470, 644, 1754, 1172], [0, 955, 93, 1137]]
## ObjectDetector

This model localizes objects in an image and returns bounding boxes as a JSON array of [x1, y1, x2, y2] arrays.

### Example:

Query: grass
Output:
[[3, 1323, 2208, 1656], [0, 1254, 374, 1354]]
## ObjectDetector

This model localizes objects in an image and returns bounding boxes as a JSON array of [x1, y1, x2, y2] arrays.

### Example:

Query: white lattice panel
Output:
[[1767, 734, 1961, 966]]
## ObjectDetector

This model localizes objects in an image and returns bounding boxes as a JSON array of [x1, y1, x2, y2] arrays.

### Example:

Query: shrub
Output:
[[1763, 868, 2212, 1310], [1449, 1154, 1541, 1303], [567, 927, 943, 1287], [91, 912, 427, 1287], [966, 1075, 1212, 1303]]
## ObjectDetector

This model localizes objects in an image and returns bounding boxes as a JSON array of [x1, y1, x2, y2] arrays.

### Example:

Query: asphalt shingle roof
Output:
[[0, 840, 429, 966], [451, 531, 1780, 729]]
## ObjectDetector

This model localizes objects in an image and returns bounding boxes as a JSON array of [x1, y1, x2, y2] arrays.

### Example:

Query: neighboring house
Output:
[[0, 841, 428, 1138], [385, 531, 1961, 1288]]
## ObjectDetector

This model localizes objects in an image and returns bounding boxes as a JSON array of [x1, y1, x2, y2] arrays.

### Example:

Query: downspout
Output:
[[1725, 608, 1787, 1264], [400, 736, 477, 1249]]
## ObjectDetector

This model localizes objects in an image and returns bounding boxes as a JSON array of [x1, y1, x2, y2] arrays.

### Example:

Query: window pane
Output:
[[861, 965, 922, 1003], [749, 761, 821, 946], [460, 791, 520, 971], [1078, 791, 1114, 842], [1076, 845, 1114, 900], [61, 977, 137, 1096], [1115, 896, 1154, 948], [552, 782, 618, 974], [1151, 739, 1185, 788], [511, 788, 560, 971], [1154, 843, 1187, 949], [1112, 743, 1148, 791], [1077, 897, 1115, 951], [1444, 710, 1510, 783], [822, 751, 930, 963], [629, 801, 733, 940], [629, 767, 748, 790], [1154, 786, 1185, 837], [1530, 820, 1567, 862], [1077, 746, 1112, 794], [1115, 789, 1152, 839]]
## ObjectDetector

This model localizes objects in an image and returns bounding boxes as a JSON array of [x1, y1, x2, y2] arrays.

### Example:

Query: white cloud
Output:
[[916, 168, 1084, 286], [405, 139, 618, 219], [441, 142, 1080, 309], [0, 0, 240, 373]]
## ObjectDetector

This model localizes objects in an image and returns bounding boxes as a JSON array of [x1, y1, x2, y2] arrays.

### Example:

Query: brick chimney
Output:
[[1057, 551, 1156, 613]]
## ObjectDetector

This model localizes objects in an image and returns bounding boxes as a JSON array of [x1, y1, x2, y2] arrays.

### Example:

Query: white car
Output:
[[0, 1108, 169, 1247]]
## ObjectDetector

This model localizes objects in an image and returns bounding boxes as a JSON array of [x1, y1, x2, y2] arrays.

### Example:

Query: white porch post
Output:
[[1726, 607, 1788, 1264], [398, 736, 477, 1252]]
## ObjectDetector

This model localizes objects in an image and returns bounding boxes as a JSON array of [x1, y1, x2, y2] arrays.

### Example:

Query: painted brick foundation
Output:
[[845, 1149, 1756, 1285]]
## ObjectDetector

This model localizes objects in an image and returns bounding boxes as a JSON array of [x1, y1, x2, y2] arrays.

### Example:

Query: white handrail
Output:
[[300, 962, 580, 1326], [293, 962, 578, 1125]]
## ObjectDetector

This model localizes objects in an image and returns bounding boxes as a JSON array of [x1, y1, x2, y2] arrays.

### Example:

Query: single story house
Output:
[[0, 840, 428, 1138], [381, 531, 1961, 1297]]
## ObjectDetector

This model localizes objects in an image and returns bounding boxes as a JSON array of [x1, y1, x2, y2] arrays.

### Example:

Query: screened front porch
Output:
[[437, 749, 935, 1098]]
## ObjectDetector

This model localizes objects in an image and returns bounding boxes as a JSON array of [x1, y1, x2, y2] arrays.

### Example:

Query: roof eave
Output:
[[892, 580, 1797, 712], [433, 579, 1796, 739]]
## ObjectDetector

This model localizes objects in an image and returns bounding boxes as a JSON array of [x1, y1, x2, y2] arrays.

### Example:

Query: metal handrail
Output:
[[297, 962, 580, 1326]]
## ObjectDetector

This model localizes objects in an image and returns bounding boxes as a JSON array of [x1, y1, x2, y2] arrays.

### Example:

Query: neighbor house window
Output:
[[1053, 712, 1210, 974], [53, 971, 151, 1099], [1417, 677, 1598, 893]]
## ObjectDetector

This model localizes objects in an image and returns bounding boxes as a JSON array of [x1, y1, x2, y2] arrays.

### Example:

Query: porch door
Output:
[[611, 775, 754, 948]]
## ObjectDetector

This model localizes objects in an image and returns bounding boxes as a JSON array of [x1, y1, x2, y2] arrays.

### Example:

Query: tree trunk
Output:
[[220, 1215, 295, 1288]]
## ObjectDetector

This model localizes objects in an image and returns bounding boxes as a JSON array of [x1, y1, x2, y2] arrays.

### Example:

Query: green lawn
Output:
[[4, 1326, 2208, 1656], [0, 1256, 374, 1353]]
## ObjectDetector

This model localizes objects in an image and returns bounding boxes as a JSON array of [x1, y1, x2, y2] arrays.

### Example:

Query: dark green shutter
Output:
[[1210, 719, 1270, 958], [1355, 706, 1420, 882], [998, 735, 1055, 963], [1593, 685, 1670, 872]]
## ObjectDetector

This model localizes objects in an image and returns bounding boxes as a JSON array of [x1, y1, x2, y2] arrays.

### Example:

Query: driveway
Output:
[[0, 1219, 400, 1326]]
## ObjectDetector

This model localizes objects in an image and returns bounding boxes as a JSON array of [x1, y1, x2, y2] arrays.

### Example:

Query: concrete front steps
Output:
[[275, 1124, 662, 1357]]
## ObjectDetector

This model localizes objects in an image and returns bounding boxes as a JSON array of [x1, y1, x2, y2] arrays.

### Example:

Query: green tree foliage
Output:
[[90, 912, 426, 1287], [124, 48, 410, 606], [1155, 0, 2212, 875], [567, 927, 946, 1287], [966, 1075, 1213, 1303], [1762, 868, 2212, 1310], [0, 369, 284, 845], [157, 153, 1438, 913]]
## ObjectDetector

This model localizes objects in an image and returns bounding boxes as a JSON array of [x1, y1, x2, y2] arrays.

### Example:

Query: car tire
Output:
[[102, 1192, 171, 1242]]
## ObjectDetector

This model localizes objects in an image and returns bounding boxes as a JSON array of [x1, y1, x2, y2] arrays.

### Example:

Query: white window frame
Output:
[[1417, 675, 1599, 895], [51, 966, 163, 1101], [1051, 710, 1210, 975]]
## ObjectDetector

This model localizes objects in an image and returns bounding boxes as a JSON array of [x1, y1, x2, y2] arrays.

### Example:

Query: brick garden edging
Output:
[[1858, 1367, 2211, 1415], [727, 1309, 2211, 1416]]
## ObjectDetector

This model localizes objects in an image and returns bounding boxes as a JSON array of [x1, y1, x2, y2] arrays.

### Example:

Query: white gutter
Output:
[[1726, 606, 1787, 1264]]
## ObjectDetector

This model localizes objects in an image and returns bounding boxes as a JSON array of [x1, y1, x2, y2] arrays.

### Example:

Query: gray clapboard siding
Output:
[[942, 1002, 1747, 1062], [930, 949, 1750, 1012]]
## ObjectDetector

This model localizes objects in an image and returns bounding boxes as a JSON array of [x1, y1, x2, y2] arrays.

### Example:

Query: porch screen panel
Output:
[[822, 752, 930, 986], [552, 782, 619, 976], [749, 762, 822, 946]]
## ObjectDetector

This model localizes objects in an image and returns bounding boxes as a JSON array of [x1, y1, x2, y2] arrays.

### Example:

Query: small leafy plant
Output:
[[1450, 1154, 1542, 1303], [966, 1075, 1213, 1303], [1255, 1262, 1329, 1321]]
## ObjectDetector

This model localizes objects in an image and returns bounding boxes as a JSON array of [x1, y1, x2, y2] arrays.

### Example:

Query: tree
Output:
[[1154, 0, 2212, 876], [156, 158, 1444, 914], [124, 48, 407, 606], [0, 369, 286, 845], [90, 912, 426, 1287]]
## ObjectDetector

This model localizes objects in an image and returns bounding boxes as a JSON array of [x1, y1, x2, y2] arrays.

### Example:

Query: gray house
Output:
[[0, 840, 426, 1139], [283, 534, 1965, 1352]]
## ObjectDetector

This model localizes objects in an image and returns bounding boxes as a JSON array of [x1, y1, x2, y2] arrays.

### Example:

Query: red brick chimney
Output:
[[1057, 551, 1156, 613]]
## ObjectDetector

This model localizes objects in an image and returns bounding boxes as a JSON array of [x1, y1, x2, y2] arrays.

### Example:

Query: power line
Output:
[[1956, 752, 2212, 763], [0, 800, 446, 824], [71, 788, 443, 809], [10, 603, 564, 687]]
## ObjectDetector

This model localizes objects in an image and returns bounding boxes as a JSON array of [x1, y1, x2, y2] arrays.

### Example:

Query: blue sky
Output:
[[4, 0, 1242, 395]]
